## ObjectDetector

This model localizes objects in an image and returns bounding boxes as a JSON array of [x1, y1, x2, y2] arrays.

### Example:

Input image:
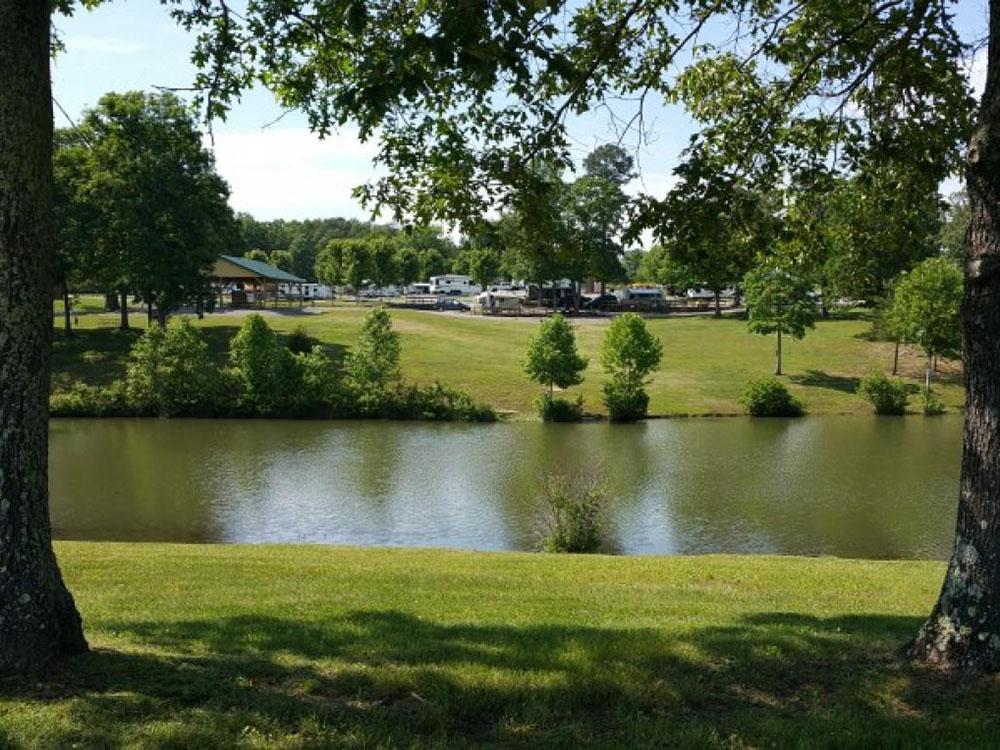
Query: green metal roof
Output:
[[218, 255, 307, 283]]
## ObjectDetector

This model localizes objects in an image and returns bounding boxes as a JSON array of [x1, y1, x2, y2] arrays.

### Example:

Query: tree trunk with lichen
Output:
[[0, 0, 88, 672], [910, 2, 1000, 672]]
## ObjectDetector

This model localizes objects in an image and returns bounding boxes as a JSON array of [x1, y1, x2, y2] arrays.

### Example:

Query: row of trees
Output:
[[52, 310, 495, 422], [240, 216, 460, 284], [523, 313, 663, 422], [738, 253, 963, 386], [635, 171, 965, 318]]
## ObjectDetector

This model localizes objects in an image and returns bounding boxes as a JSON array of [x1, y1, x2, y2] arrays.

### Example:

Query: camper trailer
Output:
[[621, 285, 665, 302], [429, 275, 481, 296]]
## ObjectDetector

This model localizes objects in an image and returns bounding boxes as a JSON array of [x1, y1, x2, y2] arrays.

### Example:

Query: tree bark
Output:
[[892, 340, 900, 376], [119, 289, 129, 330], [62, 289, 72, 336], [925, 353, 933, 394], [775, 327, 783, 376], [0, 0, 87, 672], [910, 1, 1000, 672], [713, 290, 722, 317]]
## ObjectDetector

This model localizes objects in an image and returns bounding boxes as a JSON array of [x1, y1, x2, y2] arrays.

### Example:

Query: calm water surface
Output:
[[49, 417, 962, 559]]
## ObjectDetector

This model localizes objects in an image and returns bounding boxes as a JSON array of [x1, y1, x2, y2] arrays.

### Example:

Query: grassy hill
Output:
[[1, 543, 996, 747], [52, 302, 964, 416]]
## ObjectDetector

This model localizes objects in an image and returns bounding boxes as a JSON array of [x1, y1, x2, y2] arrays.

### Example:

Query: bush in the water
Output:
[[535, 393, 584, 422], [539, 474, 612, 554], [740, 377, 803, 417], [126, 319, 221, 416], [857, 372, 909, 415]]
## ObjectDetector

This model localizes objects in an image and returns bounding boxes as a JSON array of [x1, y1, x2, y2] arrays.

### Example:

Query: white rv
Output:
[[429, 275, 481, 296], [621, 285, 665, 301]]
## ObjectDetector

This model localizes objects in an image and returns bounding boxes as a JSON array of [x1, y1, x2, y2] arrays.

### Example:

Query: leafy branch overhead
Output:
[[156, 0, 973, 232]]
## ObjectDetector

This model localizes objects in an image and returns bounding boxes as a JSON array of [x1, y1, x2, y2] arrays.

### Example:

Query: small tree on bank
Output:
[[347, 306, 401, 408], [887, 257, 963, 393], [743, 264, 817, 376], [600, 313, 663, 421], [523, 314, 587, 401]]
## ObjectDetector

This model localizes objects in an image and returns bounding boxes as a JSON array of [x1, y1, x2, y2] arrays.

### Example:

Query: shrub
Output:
[[50, 381, 128, 417], [922, 390, 946, 416], [536, 393, 584, 422], [126, 320, 220, 416], [857, 373, 909, 415], [538, 474, 612, 554], [284, 325, 317, 355], [391, 382, 498, 422], [740, 377, 804, 417], [603, 378, 650, 422]]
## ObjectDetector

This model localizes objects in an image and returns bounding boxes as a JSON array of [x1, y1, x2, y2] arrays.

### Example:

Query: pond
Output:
[[49, 417, 962, 559]]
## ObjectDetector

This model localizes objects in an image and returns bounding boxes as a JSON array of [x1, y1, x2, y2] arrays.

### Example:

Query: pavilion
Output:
[[212, 255, 307, 309]]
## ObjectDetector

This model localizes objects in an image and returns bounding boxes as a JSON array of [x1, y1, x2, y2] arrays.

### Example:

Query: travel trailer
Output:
[[429, 275, 481, 295]]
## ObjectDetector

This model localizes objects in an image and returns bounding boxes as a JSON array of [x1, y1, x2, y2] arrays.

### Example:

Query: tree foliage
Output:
[[347, 307, 402, 403], [523, 314, 587, 396], [744, 263, 817, 375], [53, 91, 236, 324], [887, 257, 963, 365]]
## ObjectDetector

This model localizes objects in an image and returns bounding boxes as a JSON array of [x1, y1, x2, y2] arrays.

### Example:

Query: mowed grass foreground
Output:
[[53, 303, 964, 417], [2, 544, 998, 747]]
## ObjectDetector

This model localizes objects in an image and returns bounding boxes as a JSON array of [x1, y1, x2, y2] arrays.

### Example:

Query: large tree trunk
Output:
[[910, 2, 1000, 672], [119, 289, 129, 330], [0, 0, 87, 672]]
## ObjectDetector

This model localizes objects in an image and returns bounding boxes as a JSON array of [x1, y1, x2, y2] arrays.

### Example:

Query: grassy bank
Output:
[[53, 303, 964, 417], [2, 543, 998, 747]]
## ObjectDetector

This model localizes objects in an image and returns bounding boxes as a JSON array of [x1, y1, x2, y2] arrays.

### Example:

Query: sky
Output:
[[52, 1, 990, 223]]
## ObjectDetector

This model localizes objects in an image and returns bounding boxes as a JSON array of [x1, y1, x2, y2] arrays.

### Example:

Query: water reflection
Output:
[[49, 416, 962, 559]]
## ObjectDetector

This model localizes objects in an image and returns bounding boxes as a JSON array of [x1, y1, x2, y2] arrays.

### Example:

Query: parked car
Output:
[[582, 293, 619, 310], [433, 297, 470, 311]]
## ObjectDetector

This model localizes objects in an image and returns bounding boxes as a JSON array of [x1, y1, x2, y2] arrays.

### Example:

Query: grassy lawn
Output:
[[52, 305, 964, 416], [1, 543, 997, 747]]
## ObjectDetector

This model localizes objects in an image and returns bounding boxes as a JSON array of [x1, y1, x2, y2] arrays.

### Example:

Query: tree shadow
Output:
[[788, 369, 861, 394], [4, 610, 999, 747]]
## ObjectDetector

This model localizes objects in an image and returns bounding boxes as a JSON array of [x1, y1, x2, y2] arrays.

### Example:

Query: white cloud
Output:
[[208, 127, 382, 220], [68, 36, 146, 56]]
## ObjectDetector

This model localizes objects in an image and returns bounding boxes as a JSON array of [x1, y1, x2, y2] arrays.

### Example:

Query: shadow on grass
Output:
[[3, 610, 999, 747], [789, 369, 861, 394]]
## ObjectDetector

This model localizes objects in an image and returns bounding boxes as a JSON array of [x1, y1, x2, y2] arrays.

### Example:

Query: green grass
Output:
[[52, 305, 964, 416], [2, 544, 998, 747]]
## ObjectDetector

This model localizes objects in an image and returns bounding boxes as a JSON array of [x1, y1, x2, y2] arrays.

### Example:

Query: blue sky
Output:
[[53, 1, 988, 222]]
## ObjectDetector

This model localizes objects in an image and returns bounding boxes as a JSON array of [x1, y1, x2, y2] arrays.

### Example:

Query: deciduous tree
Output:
[[744, 264, 817, 376], [887, 257, 963, 392]]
